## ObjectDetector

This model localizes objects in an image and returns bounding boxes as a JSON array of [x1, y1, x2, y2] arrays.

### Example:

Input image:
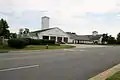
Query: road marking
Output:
[[0, 65, 40, 72], [79, 50, 85, 51], [63, 49, 74, 51], [63, 49, 85, 52]]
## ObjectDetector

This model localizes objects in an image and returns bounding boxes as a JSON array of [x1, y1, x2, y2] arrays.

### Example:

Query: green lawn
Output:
[[0, 45, 75, 51], [106, 71, 120, 80], [25, 45, 75, 50]]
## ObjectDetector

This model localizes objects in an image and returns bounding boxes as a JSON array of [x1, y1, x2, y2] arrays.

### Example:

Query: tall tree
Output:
[[0, 18, 10, 39], [117, 32, 120, 44], [102, 33, 108, 44]]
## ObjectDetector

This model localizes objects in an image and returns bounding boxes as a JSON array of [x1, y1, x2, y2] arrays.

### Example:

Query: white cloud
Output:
[[82, 0, 116, 12], [0, 0, 120, 36]]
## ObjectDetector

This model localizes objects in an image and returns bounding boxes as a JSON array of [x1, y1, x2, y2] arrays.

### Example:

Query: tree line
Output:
[[0, 18, 30, 39], [101, 33, 120, 45]]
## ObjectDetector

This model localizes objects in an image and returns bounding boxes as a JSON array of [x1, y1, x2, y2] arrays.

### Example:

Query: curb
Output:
[[0, 50, 9, 53], [9, 50, 42, 53], [88, 64, 120, 80]]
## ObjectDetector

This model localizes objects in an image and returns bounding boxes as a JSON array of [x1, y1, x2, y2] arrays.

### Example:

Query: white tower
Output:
[[41, 16, 49, 30]]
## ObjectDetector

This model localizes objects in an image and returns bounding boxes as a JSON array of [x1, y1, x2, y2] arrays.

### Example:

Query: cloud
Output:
[[0, 0, 120, 37]]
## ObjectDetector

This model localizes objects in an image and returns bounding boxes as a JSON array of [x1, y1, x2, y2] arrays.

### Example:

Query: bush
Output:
[[22, 38, 31, 45], [108, 40, 116, 44], [28, 39, 55, 45], [116, 40, 120, 44], [8, 38, 27, 49], [8, 38, 56, 49]]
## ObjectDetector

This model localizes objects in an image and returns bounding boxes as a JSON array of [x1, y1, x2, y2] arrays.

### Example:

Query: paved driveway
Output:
[[0, 45, 120, 80]]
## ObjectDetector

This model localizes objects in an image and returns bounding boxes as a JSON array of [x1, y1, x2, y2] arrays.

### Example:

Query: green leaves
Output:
[[0, 18, 10, 39], [117, 33, 120, 44], [10, 33, 17, 39], [102, 34, 109, 44], [102, 34, 116, 44], [108, 35, 116, 44]]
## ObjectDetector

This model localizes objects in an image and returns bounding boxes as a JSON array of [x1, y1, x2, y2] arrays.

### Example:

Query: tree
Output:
[[0, 18, 10, 39], [108, 35, 116, 44], [24, 28, 29, 34], [117, 33, 120, 44], [18, 28, 30, 38], [10, 33, 17, 39], [102, 33, 108, 44], [18, 28, 24, 38], [23, 28, 30, 37]]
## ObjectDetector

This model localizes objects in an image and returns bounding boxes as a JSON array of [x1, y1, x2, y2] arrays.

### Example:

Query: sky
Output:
[[0, 0, 120, 37]]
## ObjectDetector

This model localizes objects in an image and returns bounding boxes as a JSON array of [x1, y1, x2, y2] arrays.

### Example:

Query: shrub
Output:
[[22, 38, 31, 45], [8, 38, 27, 49], [8, 38, 56, 49], [43, 39, 55, 45], [29, 39, 55, 45], [116, 40, 120, 44]]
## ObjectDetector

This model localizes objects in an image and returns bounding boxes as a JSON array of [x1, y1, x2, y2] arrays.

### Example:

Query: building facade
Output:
[[30, 27, 70, 43], [66, 32, 103, 44], [29, 16, 103, 44]]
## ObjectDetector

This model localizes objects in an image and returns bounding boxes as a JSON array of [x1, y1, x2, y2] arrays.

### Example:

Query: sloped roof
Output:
[[88, 35, 102, 40], [66, 32, 90, 40], [31, 28, 55, 33], [67, 32, 102, 41], [66, 32, 79, 40], [30, 27, 69, 37], [77, 35, 90, 41], [78, 35, 102, 41]]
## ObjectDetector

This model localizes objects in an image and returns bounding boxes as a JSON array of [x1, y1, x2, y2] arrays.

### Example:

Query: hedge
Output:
[[8, 38, 28, 49], [24, 38, 55, 45], [8, 38, 55, 49]]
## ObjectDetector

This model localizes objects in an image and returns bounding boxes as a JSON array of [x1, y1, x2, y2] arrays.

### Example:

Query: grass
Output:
[[106, 71, 120, 80], [0, 45, 75, 51], [25, 45, 75, 50]]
